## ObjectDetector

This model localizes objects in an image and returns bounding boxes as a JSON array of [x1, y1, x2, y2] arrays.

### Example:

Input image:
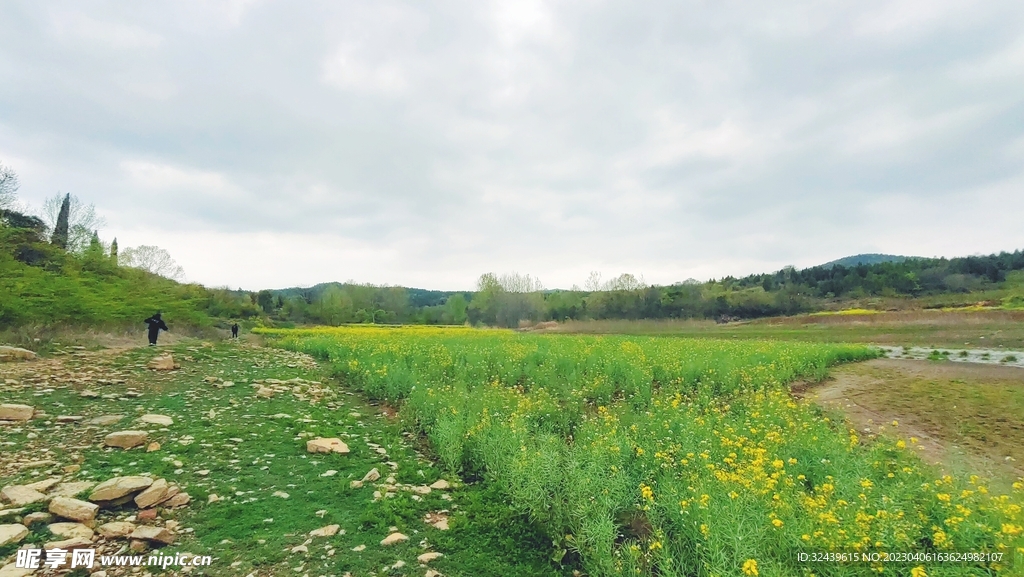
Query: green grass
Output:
[[0, 341, 569, 576]]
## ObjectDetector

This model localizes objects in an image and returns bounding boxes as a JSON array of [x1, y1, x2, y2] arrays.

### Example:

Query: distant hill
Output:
[[818, 254, 916, 269]]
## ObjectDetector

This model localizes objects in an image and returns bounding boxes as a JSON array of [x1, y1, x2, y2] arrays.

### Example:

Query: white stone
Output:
[[380, 532, 408, 546], [309, 524, 340, 537], [418, 552, 443, 563], [139, 414, 173, 426], [0, 485, 47, 506], [0, 404, 33, 421], [48, 522, 94, 539], [90, 476, 154, 501], [103, 430, 148, 449], [49, 497, 99, 522], [306, 438, 349, 454], [0, 524, 29, 547]]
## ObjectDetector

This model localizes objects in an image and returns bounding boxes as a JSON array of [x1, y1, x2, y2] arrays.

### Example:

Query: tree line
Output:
[[4, 158, 1023, 330]]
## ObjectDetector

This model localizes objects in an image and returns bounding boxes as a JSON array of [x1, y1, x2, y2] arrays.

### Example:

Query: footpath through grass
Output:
[[0, 340, 568, 577]]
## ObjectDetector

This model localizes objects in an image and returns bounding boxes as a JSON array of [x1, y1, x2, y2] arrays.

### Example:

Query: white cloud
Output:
[[47, 10, 163, 49], [0, 0, 1022, 290]]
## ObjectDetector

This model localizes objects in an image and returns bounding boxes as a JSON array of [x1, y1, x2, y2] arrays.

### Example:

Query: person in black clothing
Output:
[[231, 323, 239, 339], [144, 312, 168, 346]]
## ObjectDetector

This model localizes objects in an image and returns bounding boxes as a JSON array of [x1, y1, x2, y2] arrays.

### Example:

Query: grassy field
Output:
[[543, 310, 1024, 350], [262, 326, 1024, 577], [0, 340, 566, 576]]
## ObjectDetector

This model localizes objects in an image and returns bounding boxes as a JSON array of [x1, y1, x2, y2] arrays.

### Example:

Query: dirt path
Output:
[[801, 358, 1024, 484]]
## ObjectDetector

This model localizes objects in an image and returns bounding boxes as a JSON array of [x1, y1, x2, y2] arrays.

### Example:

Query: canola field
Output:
[[258, 326, 1024, 576]]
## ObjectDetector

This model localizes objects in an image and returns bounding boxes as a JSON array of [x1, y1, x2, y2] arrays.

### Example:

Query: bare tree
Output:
[[498, 272, 544, 293], [0, 161, 19, 211], [40, 193, 106, 252], [120, 245, 186, 281]]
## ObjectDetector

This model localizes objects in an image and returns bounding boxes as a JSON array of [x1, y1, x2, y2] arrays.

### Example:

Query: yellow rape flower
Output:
[[911, 567, 927, 577], [742, 558, 759, 576]]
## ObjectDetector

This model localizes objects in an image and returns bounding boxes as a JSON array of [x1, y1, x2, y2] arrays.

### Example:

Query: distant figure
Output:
[[144, 312, 168, 346], [231, 323, 239, 339]]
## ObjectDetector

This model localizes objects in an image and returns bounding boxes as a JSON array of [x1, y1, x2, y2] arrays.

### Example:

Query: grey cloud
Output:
[[1, 0, 1022, 289]]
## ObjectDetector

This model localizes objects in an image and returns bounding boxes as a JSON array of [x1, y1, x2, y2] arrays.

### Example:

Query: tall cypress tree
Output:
[[110, 237, 118, 264], [51, 193, 71, 249]]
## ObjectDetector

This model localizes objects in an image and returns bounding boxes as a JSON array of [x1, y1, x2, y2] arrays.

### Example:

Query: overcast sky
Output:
[[2, 1, 1023, 290]]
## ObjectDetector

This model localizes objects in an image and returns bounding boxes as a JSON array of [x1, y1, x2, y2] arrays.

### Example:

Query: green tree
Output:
[[50, 193, 71, 249], [445, 293, 468, 324]]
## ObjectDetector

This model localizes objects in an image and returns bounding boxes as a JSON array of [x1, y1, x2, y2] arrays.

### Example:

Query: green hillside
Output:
[[819, 253, 915, 268]]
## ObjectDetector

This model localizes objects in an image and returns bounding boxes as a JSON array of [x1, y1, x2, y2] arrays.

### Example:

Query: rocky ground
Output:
[[1, 340, 565, 577]]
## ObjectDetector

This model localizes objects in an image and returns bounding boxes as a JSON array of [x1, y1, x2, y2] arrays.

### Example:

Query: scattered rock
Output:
[[131, 525, 175, 544], [56, 415, 84, 422], [63, 464, 81, 474], [23, 512, 53, 526], [0, 404, 34, 421], [51, 481, 95, 498], [139, 414, 173, 426], [392, 560, 406, 569], [207, 494, 222, 504], [272, 491, 289, 499], [411, 485, 432, 495], [49, 497, 99, 522], [24, 478, 61, 493], [134, 479, 170, 509], [362, 468, 381, 483], [351, 544, 366, 552], [164, 493, 190, 508], [98, 521, 136, 538], [418, 552, 443, 564], [43, 536, 93, 551], [0, 524, 29, 547], [425, 571, 443, 577], [90, 476, 154, 501], [47, 522, 94, 539], [0, 562, 35, 577], [87, 415, 125, 426], [424, 512, 449, 531], [0, 485, 47, 507], [0, 346, 37, 362], [137, 509, 158, 521], [104, 430, 148, 449], [380, 532, 409, 546], [0, 508, 24, 520], [320, 470, 338, 477], [309, 524, 340, 537], [80, 390, 100, 398], [306, 438, 350, 454], [349, 480, 363, 489], [255, 386, 274, 398], [147, 442, 161, 452], [429, 479, 450, 490], [147, 355, 179, 371], [290, 544, 308, 554]]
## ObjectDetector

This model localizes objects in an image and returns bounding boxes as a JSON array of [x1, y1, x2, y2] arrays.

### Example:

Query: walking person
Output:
[[231, 323, 239, 339], [144, 312, 168, 346]]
